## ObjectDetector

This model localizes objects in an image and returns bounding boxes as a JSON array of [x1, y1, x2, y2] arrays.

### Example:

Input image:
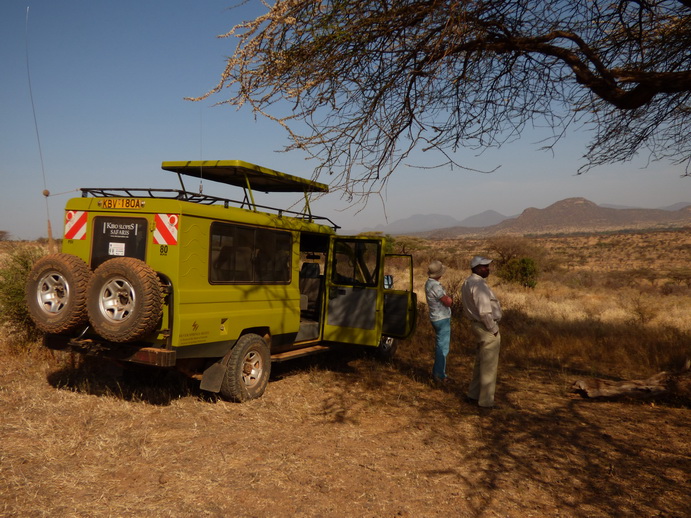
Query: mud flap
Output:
[[199, 362, 226, 393]]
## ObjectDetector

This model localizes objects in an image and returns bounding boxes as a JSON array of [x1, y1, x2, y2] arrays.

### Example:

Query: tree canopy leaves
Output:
[[193, 0, 691, 200]]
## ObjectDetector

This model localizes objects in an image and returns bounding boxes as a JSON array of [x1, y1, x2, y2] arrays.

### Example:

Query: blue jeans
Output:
[[431, 318, 451, 380]]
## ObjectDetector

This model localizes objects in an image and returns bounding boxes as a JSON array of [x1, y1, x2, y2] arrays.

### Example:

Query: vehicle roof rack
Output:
[[78, 187, 340, 230], [78, 160, 339, 229], [161, 160, 329, 193], [162, 160, 333, 226]]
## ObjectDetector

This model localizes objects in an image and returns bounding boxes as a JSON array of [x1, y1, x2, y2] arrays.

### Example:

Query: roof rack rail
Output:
[[79, 188, 340, 230]]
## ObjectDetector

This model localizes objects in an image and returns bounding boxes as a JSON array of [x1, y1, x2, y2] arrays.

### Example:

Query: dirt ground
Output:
[[0, 342, 689, 518]]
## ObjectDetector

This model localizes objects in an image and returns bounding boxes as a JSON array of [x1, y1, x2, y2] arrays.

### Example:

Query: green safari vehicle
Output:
[[25, 160, 417, 401]]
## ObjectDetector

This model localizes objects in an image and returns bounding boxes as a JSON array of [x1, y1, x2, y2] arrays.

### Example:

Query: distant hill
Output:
[[366, 214, 463, 234], [360, 210, 511, 235], [659, 202, 691, 211], [599, 202, 691, 211], [350, 199, 691, 236], [458, 210, 509, 227], [421, 198, 691, 238]]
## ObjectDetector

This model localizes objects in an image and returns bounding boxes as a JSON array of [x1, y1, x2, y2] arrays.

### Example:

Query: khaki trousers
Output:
[[468, 320, 501, 407]]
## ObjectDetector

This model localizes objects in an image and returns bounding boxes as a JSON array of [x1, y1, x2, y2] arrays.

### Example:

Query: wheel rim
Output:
[[242, 349, 264, 388], [98, 276, 136, 322], [380, 336, 395, 352], [36, 270, 70, 315]]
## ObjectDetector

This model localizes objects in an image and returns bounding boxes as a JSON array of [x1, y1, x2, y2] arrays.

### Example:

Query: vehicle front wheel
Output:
[[219, 333, 271, 402]]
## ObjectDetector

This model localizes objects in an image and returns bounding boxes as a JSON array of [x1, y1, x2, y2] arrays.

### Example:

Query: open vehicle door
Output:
[[323, 237, 384, 346], [382, 254, 417, 339]]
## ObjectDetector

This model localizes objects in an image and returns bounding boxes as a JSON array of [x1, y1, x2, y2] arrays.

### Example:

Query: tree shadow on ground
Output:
[[446, 394, 690, 516], [307, 304, 690, 516], [310, 351, 690, 516], [46, 356, 203, 406], [45, 346, 365, 406], [270, 346, 363, 381]]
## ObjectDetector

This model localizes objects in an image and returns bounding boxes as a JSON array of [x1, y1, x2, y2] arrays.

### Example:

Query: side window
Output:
[[209, 222, 291, 284], [255, 228, 291, 282], [332, 240, 380, 286]]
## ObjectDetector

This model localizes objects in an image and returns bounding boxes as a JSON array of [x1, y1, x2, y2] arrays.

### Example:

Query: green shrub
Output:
[[487, 235, 558, 274], [498, 257, 539, 288], [0, 244, 47, 340]]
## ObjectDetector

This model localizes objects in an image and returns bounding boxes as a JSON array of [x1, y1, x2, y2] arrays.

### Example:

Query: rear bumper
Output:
[[44, 334, 176, 367]]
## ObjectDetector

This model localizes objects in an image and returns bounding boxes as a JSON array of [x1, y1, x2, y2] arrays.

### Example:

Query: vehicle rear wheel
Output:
[[25, 253, 92, 334], [219, 333, 271, 402], [86, 257, 163, 343], [376, 335, 398, 361]]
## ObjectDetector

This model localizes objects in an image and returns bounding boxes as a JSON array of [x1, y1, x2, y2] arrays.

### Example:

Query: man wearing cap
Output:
[[461, 256, 503, 408], [425, 260, 453, 383]]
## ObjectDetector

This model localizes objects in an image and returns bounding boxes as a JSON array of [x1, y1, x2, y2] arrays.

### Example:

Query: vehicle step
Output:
[[271, 345, 330, 362]]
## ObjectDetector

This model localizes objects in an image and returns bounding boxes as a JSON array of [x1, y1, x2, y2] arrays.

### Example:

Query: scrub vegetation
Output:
[[1, 230, 689, 516]]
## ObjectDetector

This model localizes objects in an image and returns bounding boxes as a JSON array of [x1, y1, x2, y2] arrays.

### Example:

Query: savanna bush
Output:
[[487, 236, 547, 287], [389, 236, 432, 258], [660, 282, 687, 296], [487, 235, 550, 267], [669, 268, 691, 288], [0, 244, 47, 341], [498, 257, 539, 288]]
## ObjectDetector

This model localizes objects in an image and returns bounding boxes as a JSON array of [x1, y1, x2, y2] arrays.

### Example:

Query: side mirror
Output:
[[384, 275, 394, 289]]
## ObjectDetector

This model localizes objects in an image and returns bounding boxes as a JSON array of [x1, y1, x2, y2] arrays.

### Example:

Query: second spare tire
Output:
[[25, 253, 92, 334], [86, 257, 164, 343]]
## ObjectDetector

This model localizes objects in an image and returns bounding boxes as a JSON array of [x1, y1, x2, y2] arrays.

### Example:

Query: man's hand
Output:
[[440, 295, 453, 307]]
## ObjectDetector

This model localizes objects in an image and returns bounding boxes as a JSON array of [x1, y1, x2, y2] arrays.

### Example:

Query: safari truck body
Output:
[[26, 160, 417, 401]]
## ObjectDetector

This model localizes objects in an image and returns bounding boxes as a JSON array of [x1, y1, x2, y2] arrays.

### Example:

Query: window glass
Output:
[[209, 222, 291, 283], [255, 228, 291, 282], [331, 240, 380, 286]]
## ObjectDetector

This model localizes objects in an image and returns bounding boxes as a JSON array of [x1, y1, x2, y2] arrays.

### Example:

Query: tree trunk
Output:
[[572, 364, 691, 402]]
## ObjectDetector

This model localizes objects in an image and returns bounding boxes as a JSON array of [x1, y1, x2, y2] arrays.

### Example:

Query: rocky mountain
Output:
[[417, 198, 691, 238]]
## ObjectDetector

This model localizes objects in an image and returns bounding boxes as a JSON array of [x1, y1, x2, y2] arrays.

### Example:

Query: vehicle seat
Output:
[[299, 263, 322, 314]]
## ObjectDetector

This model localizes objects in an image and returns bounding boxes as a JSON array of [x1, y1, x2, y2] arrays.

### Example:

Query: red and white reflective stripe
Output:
[[153, 214, 179, 245], [64, 210, 87, 240]]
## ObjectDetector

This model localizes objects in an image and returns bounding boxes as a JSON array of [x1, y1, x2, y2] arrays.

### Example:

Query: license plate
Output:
[[100, 198, 143, 210]]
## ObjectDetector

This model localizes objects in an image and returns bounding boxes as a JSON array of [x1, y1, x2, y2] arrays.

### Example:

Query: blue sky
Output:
[[1, 0, 688, 240]]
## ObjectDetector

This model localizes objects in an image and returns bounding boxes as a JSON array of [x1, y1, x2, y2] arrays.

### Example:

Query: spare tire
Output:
[[87, 257, 163, 343], [25, 253, 92, 334]]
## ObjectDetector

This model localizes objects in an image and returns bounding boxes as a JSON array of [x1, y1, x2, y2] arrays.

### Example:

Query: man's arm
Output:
[[475, 285, 499, 334]]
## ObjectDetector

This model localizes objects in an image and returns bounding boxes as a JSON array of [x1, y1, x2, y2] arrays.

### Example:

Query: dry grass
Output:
[[1, 230, 690, 517], [415, 229, 691, 378]]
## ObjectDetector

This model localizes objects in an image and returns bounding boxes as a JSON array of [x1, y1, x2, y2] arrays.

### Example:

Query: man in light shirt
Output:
[[461, 256, 503, 408]]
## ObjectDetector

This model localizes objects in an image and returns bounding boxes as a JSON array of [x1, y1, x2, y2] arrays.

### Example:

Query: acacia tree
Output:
[[193, 0, 691, 200]]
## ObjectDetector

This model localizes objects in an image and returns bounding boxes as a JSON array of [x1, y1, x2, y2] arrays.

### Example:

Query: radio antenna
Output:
[[198, 103, 204, 193], [25, 6, 55, 250]]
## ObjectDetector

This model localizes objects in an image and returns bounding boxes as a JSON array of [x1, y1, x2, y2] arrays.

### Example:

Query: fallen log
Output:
[[572, 362, 691, 403]]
